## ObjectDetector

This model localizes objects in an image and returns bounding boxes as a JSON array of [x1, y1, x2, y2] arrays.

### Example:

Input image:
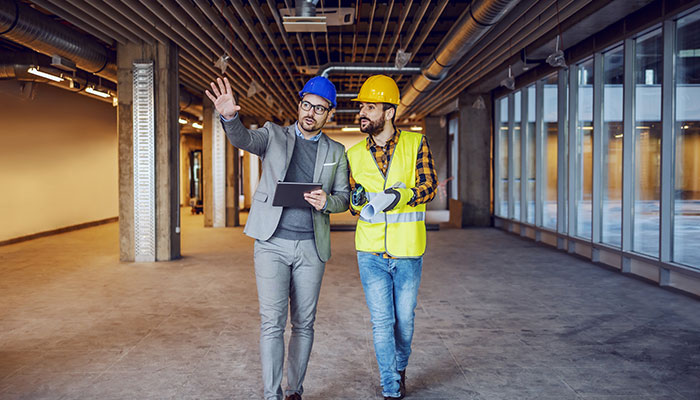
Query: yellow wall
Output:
[[0, 82, 118, 242]]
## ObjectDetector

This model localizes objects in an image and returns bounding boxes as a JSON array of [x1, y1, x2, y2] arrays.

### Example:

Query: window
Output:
[[497, 97, 509, 217], [602, 45, 624, 247], [575, 59, 594, 239], [526, 85, 536, 224], [542, 74, 558, 229], [674, 11, 700, 267], [633, 29, 662, 257], [513, 91, 522, 220]]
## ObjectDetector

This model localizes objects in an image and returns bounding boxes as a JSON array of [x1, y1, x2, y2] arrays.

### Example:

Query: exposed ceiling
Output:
[[2, 0, 691, 128]]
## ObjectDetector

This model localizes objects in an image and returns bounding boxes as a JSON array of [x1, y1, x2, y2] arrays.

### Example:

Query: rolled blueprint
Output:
[[360, 191, 395, 220]]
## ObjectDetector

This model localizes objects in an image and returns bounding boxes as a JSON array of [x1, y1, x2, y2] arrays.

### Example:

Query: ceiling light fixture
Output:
[[86, 86, 110, 98], [500, 65, 515, 90], [546, 35, 567, 68], [248, 80, 262, 98], [27, 67, 64, 82], [214, 54, 230, 74], [395, 49, 412, 70], [410, 126, 423, 131], [341, 126, 361, 132], [192, 122, 203, 129], [280, 3, 354, 33], [179, 118, 188, 125], [547, 2, 567, 68]]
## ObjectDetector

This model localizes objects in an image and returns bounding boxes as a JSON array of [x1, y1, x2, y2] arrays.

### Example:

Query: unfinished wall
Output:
[[0, 82, 118, 242]]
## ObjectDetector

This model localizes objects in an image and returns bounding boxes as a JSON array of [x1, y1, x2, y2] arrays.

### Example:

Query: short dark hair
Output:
[[382, 103, 396, 125]]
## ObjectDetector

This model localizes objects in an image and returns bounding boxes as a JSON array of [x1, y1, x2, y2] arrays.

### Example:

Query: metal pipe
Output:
[[0, 0, 115, 80], [19, 0, 117, 46], [319, 63, 421, 78], [396, 0, 519, 118], [417, 0, 583, 117]]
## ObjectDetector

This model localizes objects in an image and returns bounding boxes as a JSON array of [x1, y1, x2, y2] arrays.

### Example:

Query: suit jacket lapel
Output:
[[285, 124, 296, 168], [313, 134, 329, 183]]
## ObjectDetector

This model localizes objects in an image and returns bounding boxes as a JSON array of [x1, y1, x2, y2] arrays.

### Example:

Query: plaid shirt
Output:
[[349, 129, 438, 214]]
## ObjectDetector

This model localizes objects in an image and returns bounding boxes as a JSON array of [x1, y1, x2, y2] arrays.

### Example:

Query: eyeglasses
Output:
[[300, 100, 331, 115]]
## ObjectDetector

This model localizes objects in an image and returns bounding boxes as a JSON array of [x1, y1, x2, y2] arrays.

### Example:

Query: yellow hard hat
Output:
[[352, 75, 400, 105]]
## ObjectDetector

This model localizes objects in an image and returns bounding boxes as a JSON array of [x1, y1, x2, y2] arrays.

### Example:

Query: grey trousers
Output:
[[254, 237, 325, 400]]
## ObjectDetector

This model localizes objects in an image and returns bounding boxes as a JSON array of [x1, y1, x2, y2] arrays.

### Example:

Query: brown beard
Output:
[[360, 114, 386, 136]]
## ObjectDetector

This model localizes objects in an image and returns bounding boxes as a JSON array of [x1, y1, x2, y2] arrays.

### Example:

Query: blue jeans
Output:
[[357, 252, 423, 398]]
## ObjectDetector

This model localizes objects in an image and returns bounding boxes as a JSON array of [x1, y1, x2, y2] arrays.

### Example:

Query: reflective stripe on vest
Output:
[[359, 211, 426, 225]]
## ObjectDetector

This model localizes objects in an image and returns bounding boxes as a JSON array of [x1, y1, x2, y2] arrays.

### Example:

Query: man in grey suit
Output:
[[205, 76, 350, 400]]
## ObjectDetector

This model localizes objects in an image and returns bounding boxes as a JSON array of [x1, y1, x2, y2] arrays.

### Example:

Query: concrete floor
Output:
[[1, 213, 699, 400]]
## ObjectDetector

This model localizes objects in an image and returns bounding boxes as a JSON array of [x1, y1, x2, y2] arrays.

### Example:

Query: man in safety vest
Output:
[[346, 75, 437, 399]]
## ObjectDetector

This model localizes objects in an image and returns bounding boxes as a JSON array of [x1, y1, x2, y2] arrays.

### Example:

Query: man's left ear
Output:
[[385, 106, 395, 121], [327, 109, 335, 121]]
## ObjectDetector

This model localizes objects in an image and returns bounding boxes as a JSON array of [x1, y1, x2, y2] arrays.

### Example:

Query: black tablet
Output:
[[272, 181, 322, 208]]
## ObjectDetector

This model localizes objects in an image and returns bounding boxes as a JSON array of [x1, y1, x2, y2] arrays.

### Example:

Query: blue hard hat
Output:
[[298, 76, 337, 109]]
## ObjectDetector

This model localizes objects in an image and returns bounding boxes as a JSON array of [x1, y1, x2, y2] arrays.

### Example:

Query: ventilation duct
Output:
[[396, 0, 519, 118], [0, 1, 202, 118], [0, 0, 116, 82], [296, 0, 318, 17], [283, 0, 327, 32]]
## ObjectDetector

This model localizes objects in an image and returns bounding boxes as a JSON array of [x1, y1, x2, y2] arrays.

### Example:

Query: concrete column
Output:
[[226, 141, 240, 226], [202, 100, 214, 227], [423, 117, 448, 210], [180, 134, 203, 208], [117, 40, 180, 261], [457, 92, 492, 227]]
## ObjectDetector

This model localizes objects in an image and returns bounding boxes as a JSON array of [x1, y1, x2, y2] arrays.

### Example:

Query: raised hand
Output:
[[205, 77, 240, 120]]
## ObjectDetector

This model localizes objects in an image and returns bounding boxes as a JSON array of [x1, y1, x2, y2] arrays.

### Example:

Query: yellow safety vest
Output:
[[347, 130, 426, 257]]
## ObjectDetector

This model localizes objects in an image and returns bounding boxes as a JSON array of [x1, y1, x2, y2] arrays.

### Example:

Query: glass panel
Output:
[[634, 29, 662, 257], [542, 74, 558, 229], [513, 91, 522, 220], [674, 12, 700, 267], [498, 97, 509, 216], [602, 45, 624, 247], [575, 59, 594, 239], [527, 85, 536, 224]]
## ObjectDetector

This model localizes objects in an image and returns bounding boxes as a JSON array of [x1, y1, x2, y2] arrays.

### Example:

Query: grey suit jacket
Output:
[[221, 116, 350, 262]]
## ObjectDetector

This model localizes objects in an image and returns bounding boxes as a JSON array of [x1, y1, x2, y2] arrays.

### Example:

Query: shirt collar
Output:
[[294, 122, 322, 142], [366, 127, 400, 150]]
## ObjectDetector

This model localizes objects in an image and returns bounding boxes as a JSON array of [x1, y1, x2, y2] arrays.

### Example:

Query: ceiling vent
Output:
[[281, 1, 354, 33]]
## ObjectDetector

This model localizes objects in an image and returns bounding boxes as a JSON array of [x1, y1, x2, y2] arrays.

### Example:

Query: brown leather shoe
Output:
[[285, 394, 301, 400]]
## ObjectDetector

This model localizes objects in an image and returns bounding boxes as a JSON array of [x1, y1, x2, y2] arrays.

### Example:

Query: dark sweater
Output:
[[273, 135, 319, 240]]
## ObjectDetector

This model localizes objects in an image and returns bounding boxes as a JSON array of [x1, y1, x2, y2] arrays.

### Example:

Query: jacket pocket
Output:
[[253, 191, 268, 202]]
